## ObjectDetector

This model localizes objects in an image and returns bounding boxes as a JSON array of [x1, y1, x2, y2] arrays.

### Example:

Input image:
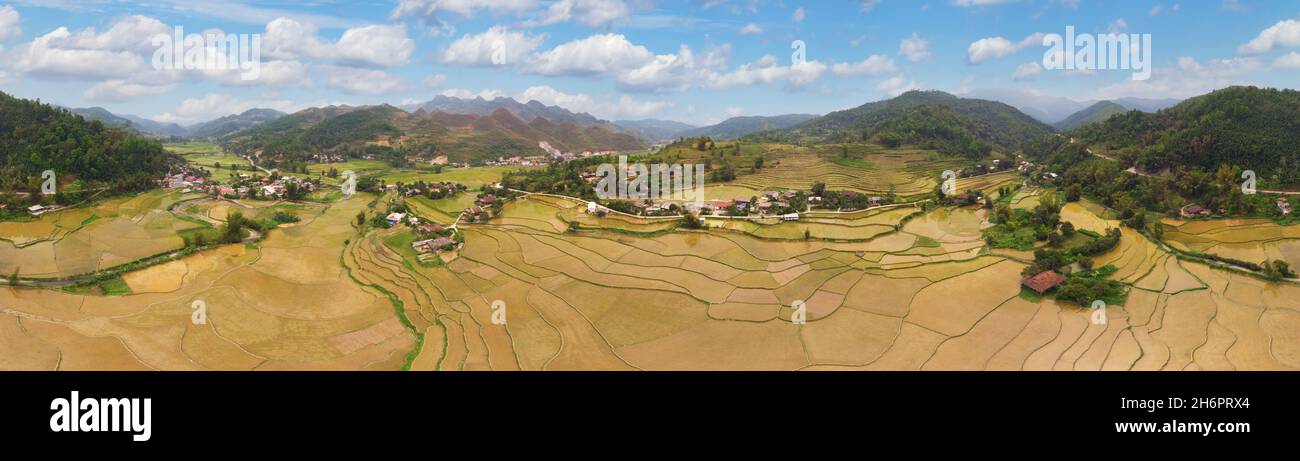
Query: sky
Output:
[[0, 0, 1296, 126]]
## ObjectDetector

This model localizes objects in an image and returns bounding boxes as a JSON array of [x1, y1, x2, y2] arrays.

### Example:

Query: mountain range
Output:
[[747, 90, 1053, 158], [962, 88, 1180, 124], [224, 103, 645, 165]]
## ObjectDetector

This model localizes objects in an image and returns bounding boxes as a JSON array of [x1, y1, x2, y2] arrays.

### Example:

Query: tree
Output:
[[219, 211, 245, 243], [811, 182, 826, 197], [1060, 221, 1075, 236], [356, 211, 366, 227]]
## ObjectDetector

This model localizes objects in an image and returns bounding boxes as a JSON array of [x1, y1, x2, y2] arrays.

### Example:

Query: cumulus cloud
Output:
[[530, 33, 654, 76], [704, 54, 827, 89], [739, 23, 764, 35], [519, 85, 670, 119], [1091, 56, 1262, 100], [876, 75, 918, 96], [442, 26, 544, 66], [967, 33, 1044, 64], [831, 54, 897, 76], [0, 5, 21, 42], [424, 74, 447, 87], [1275, 51, 1300, 69], [152, 93, 306, 125], [84, 79, 176, 102], [391, 0, 537, 34], [440, 88, 507, 100], [899, 33, 931, 62], [318, 65, 405, 95], [532, 0, 630, 28], [1237, 19, 1300, 55], [1011, 62, 1042, 80], [7, 16, 169, 79], [952, 0, 1018, 6], [264, 18, 414, 68]]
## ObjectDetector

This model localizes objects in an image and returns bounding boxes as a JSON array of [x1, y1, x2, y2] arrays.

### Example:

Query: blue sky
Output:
[[0, 0, 1296, 126]]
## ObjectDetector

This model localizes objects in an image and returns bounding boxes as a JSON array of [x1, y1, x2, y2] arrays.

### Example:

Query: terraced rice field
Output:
[[1161, 218, 1300, 269], [723, 148, 964, 197], [4, 186, 1300, 370], [0, 189, 210, 278]]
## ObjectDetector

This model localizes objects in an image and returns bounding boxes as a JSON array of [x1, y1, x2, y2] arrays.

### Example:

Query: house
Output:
[[587, 202, 598, 214], [782, 213, 800, 221], [1180, 204, 1211, 219], [467, 206, 485, 216], [412, 237, 454, 254], [417, 223, 443, 234], [869, 197, 883, 207], [1022, 270, 1067, 294], [1279, 198, 1293, 216], [386, 212, 406, 226], [27, 204, 45, 215]]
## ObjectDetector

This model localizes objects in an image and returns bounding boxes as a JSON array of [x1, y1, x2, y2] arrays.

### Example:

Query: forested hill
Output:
[[1070, 86, 1300, 183], [0, 91, 171, 192], [745, 90, 1053, 159]]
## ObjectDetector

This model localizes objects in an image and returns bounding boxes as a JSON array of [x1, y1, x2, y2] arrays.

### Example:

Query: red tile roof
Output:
[[1022, 270, 1067, 294]]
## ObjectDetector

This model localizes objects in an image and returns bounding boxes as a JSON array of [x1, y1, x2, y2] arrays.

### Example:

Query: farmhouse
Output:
[[1279, 198, 1292, 216], [782, 213, 800, 221], [1180, 204, 1211, 219], [412, 237, 455, 254], [1022, 270, 1067, 294], [27, 204, 45, 216], [386, 212, 406, 226]]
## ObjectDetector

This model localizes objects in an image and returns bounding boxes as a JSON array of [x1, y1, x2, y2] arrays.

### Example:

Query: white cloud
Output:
[[264, 18, 414, 68], [952, 0, 1018, 6], [831, 54, 897, 76], [530, 33, 654, 76], [739, 23, 764, 35], [0, 5, 21, 42], [84, 80, 176, 102], [1275, 51, 1300, 69], [8, 21, 163, 79], [899, 33, 931, 62], [152, 93, 305, 125], [1237, 19, 1300, 55], [726, 106, 745, 116], [860, 0, 882, 13], [440, 88, 507, 99], [201, 59, 311, 87], [319, 65, 405, 95], [533, 0, 630, 28], [876, 75, 918, 96], [442, 26, 544, 66], [1011, 62, 1042, 80], [967, 33, 1043, 64], [519, 84, 670, 119], [704, 54, 827, 89], [1091, 56, 1262, 100], [1108, 18, 1129, 34], [424, 74, 447, 87], [391, 0, 537, 33], [792, 7, 806, 23]]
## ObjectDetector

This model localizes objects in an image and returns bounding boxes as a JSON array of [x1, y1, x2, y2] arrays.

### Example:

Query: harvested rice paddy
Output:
[[5, 159, 1300, 370]]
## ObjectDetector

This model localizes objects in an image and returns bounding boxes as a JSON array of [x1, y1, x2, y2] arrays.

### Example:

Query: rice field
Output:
[[4, 165, 1300, 370], [721, 147, 965, 198]]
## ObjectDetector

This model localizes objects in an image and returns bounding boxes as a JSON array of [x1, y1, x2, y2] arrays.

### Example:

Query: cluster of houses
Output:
[[211, 175, 318, 200]]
